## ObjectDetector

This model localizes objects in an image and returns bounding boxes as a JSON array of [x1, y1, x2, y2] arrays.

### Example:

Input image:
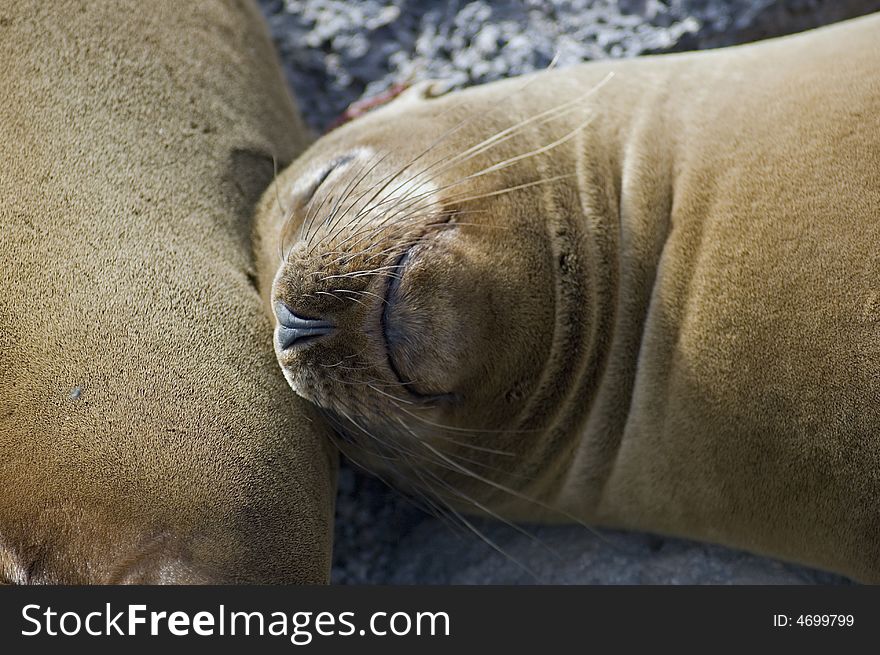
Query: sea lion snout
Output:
[[274, 301, 335, 350]]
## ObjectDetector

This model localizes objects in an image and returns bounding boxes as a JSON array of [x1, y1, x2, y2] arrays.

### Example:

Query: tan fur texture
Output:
[[257, 13, 880, 582], [0, 0, 336, 583]]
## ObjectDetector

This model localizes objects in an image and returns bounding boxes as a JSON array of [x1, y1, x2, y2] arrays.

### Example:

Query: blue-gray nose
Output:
[[274, 302, 335, 350]]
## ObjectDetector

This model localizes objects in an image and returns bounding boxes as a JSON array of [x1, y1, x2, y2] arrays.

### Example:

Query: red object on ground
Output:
[[325, 83, 411, 132]]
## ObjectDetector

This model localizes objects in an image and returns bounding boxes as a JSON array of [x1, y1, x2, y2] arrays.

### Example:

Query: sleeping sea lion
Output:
[[255, 13, 880, 582]]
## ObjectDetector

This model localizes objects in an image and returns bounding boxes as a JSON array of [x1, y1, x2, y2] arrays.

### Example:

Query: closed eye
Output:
[[302, 153, 356, 205], [279, 153, 360, 260]]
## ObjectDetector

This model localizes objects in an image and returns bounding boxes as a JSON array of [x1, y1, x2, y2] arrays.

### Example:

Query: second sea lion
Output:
[[1, 0, 335, 584]]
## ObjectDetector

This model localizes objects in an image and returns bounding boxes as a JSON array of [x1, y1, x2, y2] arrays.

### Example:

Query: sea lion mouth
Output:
[[381, 246, 413, 360], [380, 244, 424, 394], [378, 233, 460, 404]]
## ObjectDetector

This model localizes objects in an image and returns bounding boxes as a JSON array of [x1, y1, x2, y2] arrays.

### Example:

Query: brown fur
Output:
[[257, 13, 880, 582], [0, 0, 336, 583]]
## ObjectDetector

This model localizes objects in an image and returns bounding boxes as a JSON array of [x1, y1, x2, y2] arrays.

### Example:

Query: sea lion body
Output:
[[257, 14, 880, 581], [1, 0, 335, 583]]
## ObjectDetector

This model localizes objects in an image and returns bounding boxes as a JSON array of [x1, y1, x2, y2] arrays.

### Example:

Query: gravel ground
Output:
[[261, 0, 880, 132], [256, 0, 878, 584]]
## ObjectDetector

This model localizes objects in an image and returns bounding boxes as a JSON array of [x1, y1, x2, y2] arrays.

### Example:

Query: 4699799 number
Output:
[[773, 614, 854, 627]]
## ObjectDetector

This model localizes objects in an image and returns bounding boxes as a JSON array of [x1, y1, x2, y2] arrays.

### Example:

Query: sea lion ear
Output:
[[326, 80, 454, 132], [396, 79, 456, 102]]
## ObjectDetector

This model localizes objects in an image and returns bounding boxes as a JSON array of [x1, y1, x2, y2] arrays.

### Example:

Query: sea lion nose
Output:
[[274, 301, 335, 350]]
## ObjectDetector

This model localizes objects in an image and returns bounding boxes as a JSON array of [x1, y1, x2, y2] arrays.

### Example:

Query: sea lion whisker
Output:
[[320, 365, 375, 374], [322, 206, 452, 256], [323, 369, 408, 388], [356, 173, 570, 244], [338, 242, 420, 267], [300, 150, 384, 247], [326, 413, 457, 527], [284, 157, 356, 260], [318, 265, 405, 283], [319, 272, 404, 287], [380, 109, 595, 226], [368, 435, 491, 539], [392, 466, 480, 539], [312, 149, 393, 249], [320, 213, 480, 265], [346, 72, 614, 234], [318, 358, 373, 370], [430, 447, 525, 478], [323, 222, 432, 264], [383, 93, 584, 202], [386, 414, 544, 482], [437, 73, 613, 174], [349, 74, 612, 232], [345, 120, 589, 244], [365, 382, 418, 405], [387, 400, 516, 472], [424, 221, 512, 232], [307, 155, 373, 250], [314, 290, 368, 308], [400, 467, 476, 540], [369, 415, 539, 570], [329, 175, 468, 249], [326, 192, 473, 257], [328, 376, 405, 389], [336, 410, 478, 478], [314, 217, 434, 269], [383, 400, 518, 453], [347, 196, 443, 245], [311, 75, 552, 253], [388, 400, 540, 440], [324, 245, 403, 269], [329, 209, 486, 259], [421, 487, 541, 580], [342, 269, 404, 280], [317, 117, 484, 249], [309, 144, 442, 255], [464, 114, 597, 181], [296, 168, 340, 249], [445, 173, 577, 206], [317, 137, 458, 249], [289, 187, 337, 260], [313, 191, 460, 255], [291, 166, 350, 258], [277, 197, 300, 263], [319, 347, 375, 370], [322, 416, 472, 539], [419, 439, 603, 537], [349, 216, 491, 263], [330, 288, 389, 306], [311, 83, 590, 255], [325, 271, 405, 285], [330, 413, 409, 461], [416, 465, 562, 562]]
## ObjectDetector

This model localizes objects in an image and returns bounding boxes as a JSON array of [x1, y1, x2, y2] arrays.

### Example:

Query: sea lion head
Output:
[[259, 78, 599, 515]]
